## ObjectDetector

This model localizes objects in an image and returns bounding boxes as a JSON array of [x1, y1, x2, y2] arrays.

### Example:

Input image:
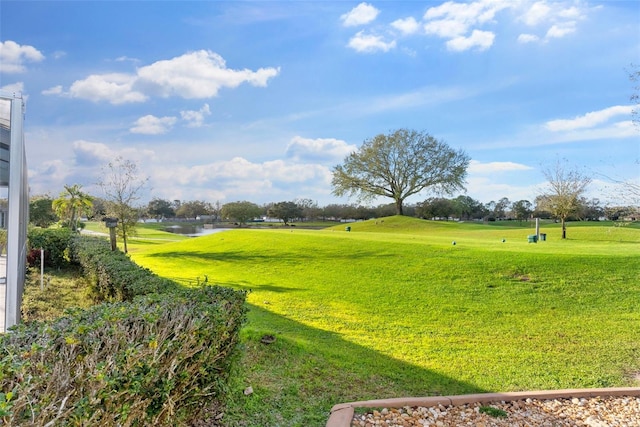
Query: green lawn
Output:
[[82, 220, 189, 250], [129, 217, 640, 426]]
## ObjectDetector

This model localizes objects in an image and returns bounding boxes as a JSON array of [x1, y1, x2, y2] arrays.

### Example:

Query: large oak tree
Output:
[[176, 200, 213, 219], [331, 129, 469, 215], [267, 201, 303, 225], [221, 201, 262, 226], [147, 198, 176, 219]]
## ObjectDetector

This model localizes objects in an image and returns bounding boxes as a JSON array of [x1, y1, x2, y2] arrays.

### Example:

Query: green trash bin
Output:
[[527, 235, 538, 243], [345, 226, 351, 232], [540, 233, 546, 241]]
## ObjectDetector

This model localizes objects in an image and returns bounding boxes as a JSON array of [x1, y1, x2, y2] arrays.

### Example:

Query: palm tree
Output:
[[52, 184, 93, 232]]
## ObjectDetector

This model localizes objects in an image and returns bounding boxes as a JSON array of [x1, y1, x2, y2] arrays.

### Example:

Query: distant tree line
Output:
[[28, 193, 637, 231], [414, 195, 618, 223], [23, 130, 637, 240]]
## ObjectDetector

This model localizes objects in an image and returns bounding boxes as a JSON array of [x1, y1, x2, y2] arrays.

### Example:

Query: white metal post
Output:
[[40, 248, 44, 291]]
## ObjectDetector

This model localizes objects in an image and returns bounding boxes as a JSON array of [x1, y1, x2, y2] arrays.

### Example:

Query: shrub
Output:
[[68, 236, 175, 301], [27, 227, 73, 268], [0, 286, 247, 426]]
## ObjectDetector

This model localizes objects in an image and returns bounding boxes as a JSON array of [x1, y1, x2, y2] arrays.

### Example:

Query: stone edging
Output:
[[326, 387, 640, 427]]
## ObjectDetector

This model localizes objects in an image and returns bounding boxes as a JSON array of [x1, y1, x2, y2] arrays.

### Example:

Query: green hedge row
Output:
[[27, 227, 73, 268], [1, 234, 247, 425], [68, 236, 176, 301], [0, 286, 247, 426]]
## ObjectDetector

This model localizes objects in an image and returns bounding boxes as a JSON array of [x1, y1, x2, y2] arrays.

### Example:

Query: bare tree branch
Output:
[[540, 159, 591, 239]]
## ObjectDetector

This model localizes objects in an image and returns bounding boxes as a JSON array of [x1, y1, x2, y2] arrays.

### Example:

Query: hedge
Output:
[[2, 233, 247, 425], [68, 236, 176, 301], [27, 227, 73, 269], [0, 286, 247, 426]]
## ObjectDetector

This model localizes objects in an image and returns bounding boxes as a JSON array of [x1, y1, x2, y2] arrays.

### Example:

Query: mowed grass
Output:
[[82, 220, 189, 249], [130, 217, 640, 426]]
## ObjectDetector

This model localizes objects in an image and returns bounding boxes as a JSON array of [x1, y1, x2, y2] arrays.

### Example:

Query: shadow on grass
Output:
[[222, 303, 487, 427], [223, 281, 298, 294], [165, 277, 301, 294], [141, 246, 405, 265]]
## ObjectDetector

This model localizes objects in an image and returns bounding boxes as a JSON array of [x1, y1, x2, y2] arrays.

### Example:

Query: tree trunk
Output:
[[395, 199, 404, 216], [71, 207, 77, 232], [561, 218, 567, 239], [123, 230, 129, 253]]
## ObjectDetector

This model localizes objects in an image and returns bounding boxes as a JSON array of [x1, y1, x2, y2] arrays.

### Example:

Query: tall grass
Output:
[[131, 217, 640, 426]]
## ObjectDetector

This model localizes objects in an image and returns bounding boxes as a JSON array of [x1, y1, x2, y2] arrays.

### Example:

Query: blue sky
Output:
[[1, 0, 638, 208]]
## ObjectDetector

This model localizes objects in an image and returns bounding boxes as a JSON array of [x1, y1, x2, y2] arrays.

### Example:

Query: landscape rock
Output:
[[351, 396, 640, 426]]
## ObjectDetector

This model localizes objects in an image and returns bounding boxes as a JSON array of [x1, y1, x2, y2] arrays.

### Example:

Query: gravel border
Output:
[[326, 387, 640, 427]]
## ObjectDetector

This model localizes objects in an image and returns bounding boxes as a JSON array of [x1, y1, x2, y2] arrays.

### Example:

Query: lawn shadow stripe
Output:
[[221, 303, 488, 426]]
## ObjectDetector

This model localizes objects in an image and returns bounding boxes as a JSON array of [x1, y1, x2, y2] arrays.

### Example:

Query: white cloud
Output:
[[136, 50, 280, 98], [521, 1, 551, 26], [465, 161, 542, 203], [340, 3, 380, 27], [558, 6, 582, 20], [533, 106, 638, 145], [424, 19, 468, 38], [391, 17, 420, 35], [422, 0, 511, 51], [130, 115, 177, 134], [30, 159, 70, 183], [424, 1, 511, 29], [0, 40, 45, 73], [1, 82, 25, 96], [548, 121, 638, 142], [465, 176, 541, 204], [152, 157, 332, 199], [115, 56, 140, 63], [67, 73, 147, 104], [47, 50, 280, 104], [517, 33, 540, 43], [519, 1, 586, 42], [72, 140, 116, 166], [42, 85, 63, 95], [423, 0, 505, 24], [545, 22, 576, 39], [417, 0, 586, 51], [180, 104, 211, 127], [71, 140, 156, 168], [347, 31, 396, 53], [468, 160, 534, 174], [521, 1, 586, 27], [285, 136, 356, 162], [545, 105, 634, 132], [446, 29, 495, 52], [29, 141, 157, 197]]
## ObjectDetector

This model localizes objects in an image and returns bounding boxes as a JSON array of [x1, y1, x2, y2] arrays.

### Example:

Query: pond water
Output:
[[165, 225, 231, 237]]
